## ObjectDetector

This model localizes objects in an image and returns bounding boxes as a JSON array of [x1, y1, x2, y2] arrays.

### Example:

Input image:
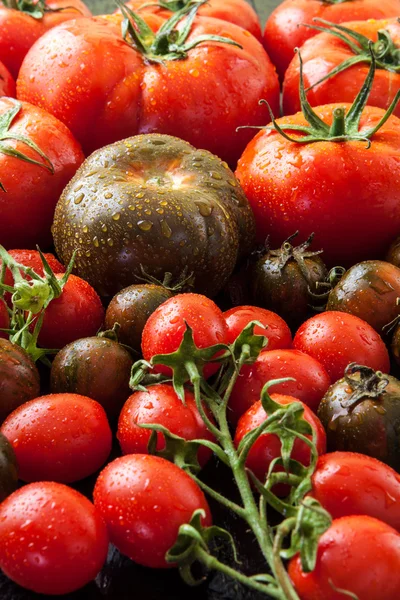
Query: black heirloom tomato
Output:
[[0, 432, 18, 502]]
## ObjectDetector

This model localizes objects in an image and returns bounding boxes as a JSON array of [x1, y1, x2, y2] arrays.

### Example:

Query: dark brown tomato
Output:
[[50, 337, 133, 420], [327, 261, 400, 333], [52, 134, 256, 298], [0, 339, 40, 423], [0, 432, 18, 502], [386, 234, 400, 268], [105, 284, 173, 352], [391, 325, 400, 366]]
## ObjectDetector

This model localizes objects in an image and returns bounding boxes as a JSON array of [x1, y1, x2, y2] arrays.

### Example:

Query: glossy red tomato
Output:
[[234, 394, 326, 493], [142, 293, 228, 378], [17, 13, 279, 164], [94, 454, 212, 568], [293, 311, 390, 382], [223, 305, 292, 349], [229, 349, 331, 424], [0, 299, 9, 339], [0, 481, 108, 595], [117, 384, 214, 467], [0, 59, 14, 97], [264, 0, 400, 80], [289, 515, 400, 599], [310, 452, 400, 531], [1, 393, 112, 483]]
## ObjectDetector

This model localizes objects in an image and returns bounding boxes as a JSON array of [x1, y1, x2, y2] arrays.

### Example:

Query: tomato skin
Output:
[[283, 19, 400, 117], [223, 305, 292, 349], [142, 293, 229, 378], [1, 393, 112, 483], [235, 104, 400, 267], [289, 515, 400, 600], [94, 454, 212, 569], [0, 298, 8, 339], [0, 482, 108, 595], [264, 0, 400, 80], [0, 59, 14, 97], [229, 349, 331, 424], [293, 312, 390, 382]]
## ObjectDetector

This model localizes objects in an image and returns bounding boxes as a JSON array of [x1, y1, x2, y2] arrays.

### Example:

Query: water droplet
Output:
[[101, 224, 108, 232], [105, 192, 112, 199], [137, 220, 153, 232], [93, 236, 99, 247], [82, 225, 88, 233], [211, 171, 222, 180], [107, 238, 114, 246], [195, 201, 213, 217], [112, 213, 120, 221], [74, 193, 84, 205], [161, 220, 172, 238], [136, 192, 144, 199]]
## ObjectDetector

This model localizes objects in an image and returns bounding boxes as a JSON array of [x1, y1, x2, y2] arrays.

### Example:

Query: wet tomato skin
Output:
[[0, 299, 8, 339], [0, 60, 15, 97], [223, 305, 292, 349]]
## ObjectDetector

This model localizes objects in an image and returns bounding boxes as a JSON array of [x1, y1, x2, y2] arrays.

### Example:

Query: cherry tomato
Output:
[[229, 349, 331, 424], [289, 515, 400, 600], [223, 305, 292, 349], [1, 393, 112, 483], [0, 59, 14, 97], [0, 298, 8, 339], [293, 311, 390, 382], [0, 482, 108, 595], [117, 384, 214, 467], [94, 454, 212, 568]]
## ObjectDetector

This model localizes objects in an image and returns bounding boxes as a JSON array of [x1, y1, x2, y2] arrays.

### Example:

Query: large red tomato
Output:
[[0, 59, 14, 97]]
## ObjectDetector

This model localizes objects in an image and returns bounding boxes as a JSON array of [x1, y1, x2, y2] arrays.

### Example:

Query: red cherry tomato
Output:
[[0, 59, 15, 97], [117, 384, 214, 467], [223, 305, 292, 349], [289, 515, 400, 600], [0, 298, 9, 339], [293, 311, 390, 382], [94, 454, 212, 569], [1, 393, 112, 483], [229, 349, 331, 424], [0, 482, 108, 595], [142, 293, 229, 378]]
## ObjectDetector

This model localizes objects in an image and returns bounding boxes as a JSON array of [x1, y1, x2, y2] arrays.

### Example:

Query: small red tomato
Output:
[[0, 482, 108, 595], [289, 515, 400, 600], [234, 394, 326, 494], [223, 305, 292, 349], [94, 454, 212, 569], [310, 452, 400, 531], [0, 298, 9, 339], [1, 393, 112, 483], [229, 349, 331, 424], [0, 60, 15, 97], [142, 293, 228, 378], [293, 311, 390, 382], [117, 384, 214, 467]]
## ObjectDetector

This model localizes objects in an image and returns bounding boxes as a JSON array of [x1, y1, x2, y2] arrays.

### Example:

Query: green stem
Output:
[[190, 473, 246, 518], [272, 518, 299, 600]]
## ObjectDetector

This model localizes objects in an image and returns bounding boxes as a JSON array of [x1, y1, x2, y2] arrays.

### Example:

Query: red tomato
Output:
[[0, 482, 108, 595], [223, 305, 292, 349], [94, 454, 212, 568], [235, 104, 400, 267], [17, 14, 279, 164], [0, 98, 84, 250], [0, 59, 14, 97], [293, 311, 390, 382], [142, 293, 228, 378], [229, 349, 331, 424], [234, 394, 326, 494], [264, 0, 400, 80], [310, 452, 400, 531], [117, 384, 214, 467], [289, 515, 400, 600], [283, 19, 400, 117], [35, 273, 104, 349], [1, 393, 112, 483], [0, 298, 9, 339], [0, 0, 91, 79]]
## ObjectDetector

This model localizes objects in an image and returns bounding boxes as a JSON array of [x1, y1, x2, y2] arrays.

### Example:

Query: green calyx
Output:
[[341, 363, 389, 410], [117, 0, 241, 64], [1, 0, 77, 18], [0, 100, 54, 192], [137, 0, 203, 12]]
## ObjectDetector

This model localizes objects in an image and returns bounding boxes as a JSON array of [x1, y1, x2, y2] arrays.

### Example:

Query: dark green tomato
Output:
[[386, 235, 400, 268], [0, 339, 40, 424], [0, 432, 18, 502], [50, 337, 133, 420], [52, 134, 256, 298], [327, 261, 400, 333], [105, 284, 172, 353], [318, 365, 400, 470]]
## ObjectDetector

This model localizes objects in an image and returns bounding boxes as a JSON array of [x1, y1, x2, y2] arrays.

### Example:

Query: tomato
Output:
[[283, 19, 400, 117], [94, 454, 211, 568], [234, 394, 326, 494], [289, 515, 400, 600], [0, 0, 91, 79], [229, 349, 331, 424], [264, 0, 400, 80], [0, 98, 84, 250], [1, 393, 112, 483], [0, 59, 14, 97], [223, 305, 292, 349], [117, 384, 214, 466], [17, 12, 279, 164], [293, 312, 390, 382], [0, 432, 18, 502], [310, 452, 400, 531], [142, 293, 229, 378], [0, 482, 108, 595], [0, 298, 8, 339]]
